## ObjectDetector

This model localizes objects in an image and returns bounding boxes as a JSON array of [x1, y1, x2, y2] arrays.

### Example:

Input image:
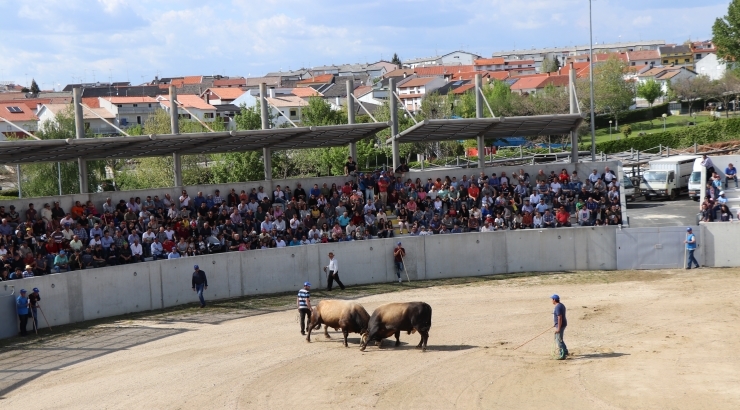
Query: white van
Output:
[[688, 158, 703, 201], [640, 155, 699, 200], [622, 175, 636, 201]]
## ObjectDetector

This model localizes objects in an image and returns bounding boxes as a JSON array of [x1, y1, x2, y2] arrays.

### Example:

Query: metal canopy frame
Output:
[[0, 122, 391, 165], [388, 115, 584, 144]]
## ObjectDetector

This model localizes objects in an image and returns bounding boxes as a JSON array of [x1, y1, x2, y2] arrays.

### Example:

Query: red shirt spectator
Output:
[[556, 209, 570, 224], [378, 179, 389, 193], [468, 184, 480, 200]]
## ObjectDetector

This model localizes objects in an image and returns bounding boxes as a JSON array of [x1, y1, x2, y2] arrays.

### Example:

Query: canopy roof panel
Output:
[[390, 115, 583, 143], [0, 122, 390, 164]]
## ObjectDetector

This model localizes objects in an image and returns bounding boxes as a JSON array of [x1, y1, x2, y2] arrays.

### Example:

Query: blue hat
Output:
[[551, 294, 560, 301], [686, 227, 692, 232], [397, 242, 402, 245], [304, 282, 311, 287], [20, 289, 26, 293], [33, 288, 39, 293], [194, 265, 199, 270], [59, 250, 65, 255]]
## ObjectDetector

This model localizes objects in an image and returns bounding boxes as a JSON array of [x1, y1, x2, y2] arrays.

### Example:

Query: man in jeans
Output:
[[552, 294, 568, 360], [297, 282, 312, 336], [191, 265, 208, 308], [393, 242, 406, 283], [684, 228, 700, 269]]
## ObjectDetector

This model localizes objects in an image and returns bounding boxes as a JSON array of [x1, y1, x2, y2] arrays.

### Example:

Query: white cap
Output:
[[720, 191, 725, 195]]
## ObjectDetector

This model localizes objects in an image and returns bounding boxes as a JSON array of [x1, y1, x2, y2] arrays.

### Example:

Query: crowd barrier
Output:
[[0, 226, 619, 339]]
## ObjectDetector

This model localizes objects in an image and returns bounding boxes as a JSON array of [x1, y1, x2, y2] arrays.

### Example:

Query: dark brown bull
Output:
[[306, 300, 370, 347], [360, 302, 432, 352]]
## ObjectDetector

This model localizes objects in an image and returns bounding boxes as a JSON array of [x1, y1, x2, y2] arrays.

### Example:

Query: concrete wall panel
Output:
[[425, 232, 496, 279], [701, 223, 740, 267], [243, 246, 318, 295], [80, 264, 155, 321], [584, 227, 618, 270], [316, 241, 389, 286]]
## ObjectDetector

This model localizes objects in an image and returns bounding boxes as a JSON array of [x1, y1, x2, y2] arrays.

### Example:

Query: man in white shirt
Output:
[[103, 198, 115, 214], [273, 185, 285, 203], [257, 186, 269, 202], [276, 238, 286, 248], [577, 207, 591, 226], [130, 239, 143, 262], [323, 252, 345, 291], [588, 169, 600, 185]]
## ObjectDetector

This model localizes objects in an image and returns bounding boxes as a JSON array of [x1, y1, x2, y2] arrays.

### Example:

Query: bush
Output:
[[590, 117, 740, 153], [587, 103, 670, 128]]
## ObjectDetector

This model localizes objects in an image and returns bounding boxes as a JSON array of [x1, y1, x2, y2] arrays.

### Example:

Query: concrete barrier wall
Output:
[[616, 226, 700, 270], [1, 225, 622, 339], [701, 222, 740, 267]]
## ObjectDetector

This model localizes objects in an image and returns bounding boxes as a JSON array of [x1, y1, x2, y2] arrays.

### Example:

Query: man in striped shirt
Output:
[[297, 282, 312, 335]]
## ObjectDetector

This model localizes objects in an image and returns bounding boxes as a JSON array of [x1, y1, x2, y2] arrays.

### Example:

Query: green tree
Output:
[[20, 105, 105, 197], [713, 70, 740, 118], [578, 56, 635, 128], [713, 0, 740, 62], [636, 79, 664, 107], [671, 75, 715, 115], [541, 57, 559, 73], [30, 79, 40, 94], [301, 97, 344, 126], [391, 53, 402, 68], [621, 124, 632, 139]]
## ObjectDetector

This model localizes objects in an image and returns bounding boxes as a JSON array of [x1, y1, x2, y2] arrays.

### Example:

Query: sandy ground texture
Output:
[[2, 268, 740, 410]]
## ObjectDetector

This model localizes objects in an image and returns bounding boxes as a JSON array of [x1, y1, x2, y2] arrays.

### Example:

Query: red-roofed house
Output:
[[201, 88, 246, 105], [99, 96, 159, 128], [296, 74, 334, 87], [691, 40, 716, 62], [396, 76, 447, 112], [37, 103, 117, 135], [0, 103, 38, 139], [290, 88, 322, 98], [627, 50, 660, 67], [509, 74, 569, 95], [594, 52, 629, 64], [157, 95, 217, 122]]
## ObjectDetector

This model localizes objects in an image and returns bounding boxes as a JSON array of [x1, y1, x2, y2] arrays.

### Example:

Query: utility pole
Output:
[[73, 87, 88, 193], [170, 85, 182, 187]]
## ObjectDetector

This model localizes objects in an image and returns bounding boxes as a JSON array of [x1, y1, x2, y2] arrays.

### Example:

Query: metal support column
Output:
[[16, 165, 21, 198], [389, 78, 400, 173], [260, 83, 272, 180], [169, 85, 182, 187], [346, 79, 357, 161], [57, 162, 62, 195], [569, 63, 579, 164], [73, 87, 88, 193], [475, 74, 485, 169]]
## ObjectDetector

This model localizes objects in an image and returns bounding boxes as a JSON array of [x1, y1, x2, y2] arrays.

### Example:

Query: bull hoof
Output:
[[395, 341, 400, 347], [324, 334, 331, 339]]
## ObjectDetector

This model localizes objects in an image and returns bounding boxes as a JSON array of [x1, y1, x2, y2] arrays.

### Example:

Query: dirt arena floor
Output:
[[3, 268, 740, 409]]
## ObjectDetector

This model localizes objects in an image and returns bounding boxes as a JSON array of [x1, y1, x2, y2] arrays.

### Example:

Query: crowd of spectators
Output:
[[0, 165, 623, 281], [699, 165, 738, 223]]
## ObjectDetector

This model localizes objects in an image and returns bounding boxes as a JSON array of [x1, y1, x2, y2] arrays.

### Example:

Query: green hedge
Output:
[[588, 103, 670, 128], [589, 117, 740, 154]]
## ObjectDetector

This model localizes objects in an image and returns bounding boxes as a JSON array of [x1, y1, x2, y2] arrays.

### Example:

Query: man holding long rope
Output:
[[552, 294, 568, 360]]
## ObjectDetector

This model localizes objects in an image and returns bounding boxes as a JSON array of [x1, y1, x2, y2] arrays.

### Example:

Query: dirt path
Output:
[[2, 269, 739, 409]]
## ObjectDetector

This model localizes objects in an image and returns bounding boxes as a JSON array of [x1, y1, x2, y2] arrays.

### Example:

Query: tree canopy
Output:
[[636, 79, 664, 107], [713, 0, 740, 62]]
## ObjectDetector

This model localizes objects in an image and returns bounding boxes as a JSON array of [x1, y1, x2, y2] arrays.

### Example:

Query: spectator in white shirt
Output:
[[130, 239, 143, 262]]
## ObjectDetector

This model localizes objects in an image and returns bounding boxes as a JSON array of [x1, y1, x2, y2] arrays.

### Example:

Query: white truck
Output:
[[622, 175, 636, 201], [640, 155, 699, 200], [688, 158, 703, 201]]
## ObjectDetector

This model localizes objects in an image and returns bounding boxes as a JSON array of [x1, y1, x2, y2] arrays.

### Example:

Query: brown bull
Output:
[[360, 302, 432, 352], [306, 300, 370, 347]]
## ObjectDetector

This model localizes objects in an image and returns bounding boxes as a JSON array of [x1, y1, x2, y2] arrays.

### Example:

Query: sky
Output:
[[0, 0, 730, 90]]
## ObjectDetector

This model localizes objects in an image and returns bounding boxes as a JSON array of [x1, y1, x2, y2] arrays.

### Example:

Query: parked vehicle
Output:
[[640, 155, 698, 200], [622, 175, 636, 201], [688, 158, 703, 201]]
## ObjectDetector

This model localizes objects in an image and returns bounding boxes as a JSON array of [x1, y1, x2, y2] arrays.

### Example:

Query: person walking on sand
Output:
[[552, 294, 568, 360], [685, 227, 700, 269], [297, 282, 312, 336], [393, 242, 406, 283], [191, 265, 208, 308], [323, 252, 345, 291]]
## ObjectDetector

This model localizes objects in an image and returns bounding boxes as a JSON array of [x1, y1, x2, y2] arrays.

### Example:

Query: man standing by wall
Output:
[[191, 265, 208, 308], [552, 294, 568, 360], [685, 227, 700, 269], [393, 242, 406, 283], [323, 252, 345, 291], [16, 289, 29, 337], [29, 288, 41, 331], [297, 282, 312, 336]]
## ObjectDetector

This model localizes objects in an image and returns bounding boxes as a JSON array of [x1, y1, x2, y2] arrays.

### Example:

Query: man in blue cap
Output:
[[297, 282, 312, 336], [191, 265, 208, 308], [552, 294, 568, 359], [685, 227, 700, 269], [16, 289, 29, 336], [29, 288, 41, 330]]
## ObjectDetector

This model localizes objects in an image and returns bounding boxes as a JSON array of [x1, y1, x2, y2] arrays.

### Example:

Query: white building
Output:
[[695, 53, 730, 81], [98, 96, 159, 128], [265, 95, 309, 126], [396, 76, 447, 112], [627, 50, 661, 68], [37, 103, 117, 135], [157, 94, 217, 122], [636, 66, 697, 101], [403, 51, 482, 68], [0, 102, 37, 139]]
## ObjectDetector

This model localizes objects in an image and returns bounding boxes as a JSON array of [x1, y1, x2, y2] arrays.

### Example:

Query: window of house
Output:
[[148, 104, 152, 107], [290, 110, 297, 117], [133, 104, 138, 107], [204, 113, 214, 119], [663, 60, 668, 64], [684, 59, 690, 63], [136, 116, 142, 125], [117, 104, 122, 108]]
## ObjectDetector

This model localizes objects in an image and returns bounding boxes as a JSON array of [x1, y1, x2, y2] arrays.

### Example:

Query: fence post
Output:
[[659, 144, 662, 156], [694, 142, 697, 154], [519, 145, 523, 158]]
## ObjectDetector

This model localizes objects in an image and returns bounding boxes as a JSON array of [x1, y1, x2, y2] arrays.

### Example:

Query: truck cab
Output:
[[688, 158, 703, 201], [622, 175, 636, 201]]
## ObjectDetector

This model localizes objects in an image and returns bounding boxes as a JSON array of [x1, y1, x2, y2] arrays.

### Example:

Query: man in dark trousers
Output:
[[323, 252, 345, 291], [552, 294, 568, 359], [297, 282, 312, 335], [191, 265, 208, 308], [16, 289, 29, 337], [393, 242, 406, 283], [685, 227, 700, 269], [29, 287, 41, 330]]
